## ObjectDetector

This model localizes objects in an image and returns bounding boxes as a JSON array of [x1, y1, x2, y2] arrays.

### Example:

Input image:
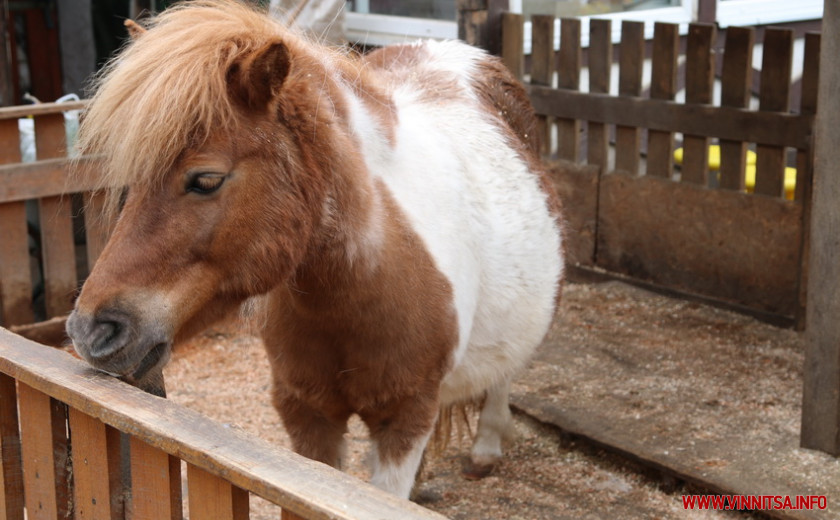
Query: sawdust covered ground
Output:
[[163, 281, 794, 519]]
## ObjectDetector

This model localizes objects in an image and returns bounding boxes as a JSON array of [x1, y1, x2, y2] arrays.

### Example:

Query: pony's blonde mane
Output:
[[77, 1, 292, 198]]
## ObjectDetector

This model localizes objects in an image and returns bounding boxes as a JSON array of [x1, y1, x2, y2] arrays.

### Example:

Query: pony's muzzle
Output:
[[66, 306, 171, 380]]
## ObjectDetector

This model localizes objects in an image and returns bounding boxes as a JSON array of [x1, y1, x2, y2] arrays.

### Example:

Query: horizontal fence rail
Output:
[[0, 328, 447, 520], [503, 14, 819, 324]]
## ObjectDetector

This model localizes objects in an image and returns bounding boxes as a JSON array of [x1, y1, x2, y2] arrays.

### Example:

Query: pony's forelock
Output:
[[75, 1, 290, 210]]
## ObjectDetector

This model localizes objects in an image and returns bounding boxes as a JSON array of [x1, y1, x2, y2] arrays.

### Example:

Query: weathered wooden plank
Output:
[[0, 119, 22, 164], [0, 330, 448, 520], [681, 23, 716, 186], [614, 21, 645, 176], [106, 427, 127, 520], [795, 32, 820, 203], [801, 0, 840, 455], [718, 26, 754, 192], [187, 464, 249, 520], [38, 196, 77, 318], [18, 383, 71, 520], [0, 372, 24, 520], [0, 115, 32, 328], [501, 13, 524, 80], [0, 157, 103, 204], [556, 18, 581, 162], [754, 28, 793, 198], [0, 101, 86, 121], [526, 86, 812, 149], [130, 438, 180, 520], [596, 173, 802, 317], [32, 114, 77, 318], [169, 455, 184, 520], [8, 316, 67, 347], [586, 19, 612, 170], [646, 23, 679, 178], [33, 113, 66, 161], [794, 32, 821, 330], [0, 202, 33, 327], [531, 15, 554, 156], [69, 409, 114, 520]]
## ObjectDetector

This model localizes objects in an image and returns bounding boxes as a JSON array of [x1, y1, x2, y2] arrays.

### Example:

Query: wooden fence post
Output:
[[802, 0, 840, 456], [456, 0, 509, 55], [614, 21, 644, 176]]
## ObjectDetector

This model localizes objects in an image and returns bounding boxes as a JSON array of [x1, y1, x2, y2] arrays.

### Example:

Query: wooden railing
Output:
[[0, 328, 447, 520]]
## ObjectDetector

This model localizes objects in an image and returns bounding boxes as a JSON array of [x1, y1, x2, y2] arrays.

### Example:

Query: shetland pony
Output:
[[66, 0, 564, 499]]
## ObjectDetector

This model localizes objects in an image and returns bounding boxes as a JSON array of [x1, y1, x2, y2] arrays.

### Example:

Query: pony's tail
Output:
[[429, 398, 483, 456]]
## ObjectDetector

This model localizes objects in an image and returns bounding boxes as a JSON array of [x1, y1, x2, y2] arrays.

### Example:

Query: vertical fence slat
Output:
[[38, 196, 76, 318], [501, 13, 524, 80], [0, 202, 33, 327], [187, 464, 249, 520], [557, 18, 581, 161], [795, 32, 821, 330], [796, 33, 820, 203], [70, 409, 118, 520], [754, 28, 793, 197], [0, 373, 24, 520], [587, 19, 612, 170], [18, 383, 71, 520], [34, 113, 76, 319], [681, 23, 717, 186], [106, 428, 128, 520], [718, 26, 755, 192], [531, 15, 555, 156], [0, 119, 33, 327], [129, 437, 183, 520], [646, 23, 680, 178], [614, 21, 644, 175]]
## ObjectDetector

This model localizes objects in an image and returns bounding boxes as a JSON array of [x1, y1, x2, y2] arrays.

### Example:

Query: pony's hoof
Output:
[[461, 460, 495, 480]]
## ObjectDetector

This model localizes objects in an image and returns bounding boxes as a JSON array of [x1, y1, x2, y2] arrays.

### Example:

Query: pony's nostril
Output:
[[90, 319, 121, 353], [68, 308, 132, 363]]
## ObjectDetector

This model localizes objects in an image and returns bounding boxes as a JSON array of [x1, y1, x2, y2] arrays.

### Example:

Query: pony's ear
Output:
[[124, 19, 147, 39], [227, 41, 291, 111]]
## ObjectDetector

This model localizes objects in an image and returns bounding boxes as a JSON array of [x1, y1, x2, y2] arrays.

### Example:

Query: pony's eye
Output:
[[186, 173, 226, 195]]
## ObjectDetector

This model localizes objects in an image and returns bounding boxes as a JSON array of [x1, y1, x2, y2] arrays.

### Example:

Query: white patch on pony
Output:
[[369, 430, 432, 499], [344, 40, 563, 406]]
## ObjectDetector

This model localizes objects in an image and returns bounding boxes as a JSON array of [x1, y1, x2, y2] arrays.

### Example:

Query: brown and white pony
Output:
[[67, 0, 564, 499]]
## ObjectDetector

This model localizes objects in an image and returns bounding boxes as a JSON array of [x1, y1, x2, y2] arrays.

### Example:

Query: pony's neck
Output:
[[293, 51, 395, 288]]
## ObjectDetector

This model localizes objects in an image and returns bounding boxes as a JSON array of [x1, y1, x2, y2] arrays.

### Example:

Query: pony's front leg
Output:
[[362, 397, 438, 499], [274, 388, 349, 469], [466, 379, 515, 479]]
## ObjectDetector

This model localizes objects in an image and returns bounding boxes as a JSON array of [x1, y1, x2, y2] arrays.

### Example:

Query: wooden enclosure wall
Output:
[[0, 328, 446, 520], [0, 102, 110, 337], [503, 15, 819, 323]]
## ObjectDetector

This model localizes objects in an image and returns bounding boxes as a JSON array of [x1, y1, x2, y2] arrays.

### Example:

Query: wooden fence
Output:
[[502, 15, 819, 325], [0, 103, 446, 520], [0, 328, 446, 520], [0, 101, 109, 340]]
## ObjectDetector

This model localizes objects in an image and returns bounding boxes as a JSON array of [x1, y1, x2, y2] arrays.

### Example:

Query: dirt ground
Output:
[[162, 279, 830, 520]]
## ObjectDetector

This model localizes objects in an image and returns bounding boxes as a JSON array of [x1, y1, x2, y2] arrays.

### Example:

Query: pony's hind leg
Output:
[[465, 378, 515, 479], [362, 397, 438, 499]]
